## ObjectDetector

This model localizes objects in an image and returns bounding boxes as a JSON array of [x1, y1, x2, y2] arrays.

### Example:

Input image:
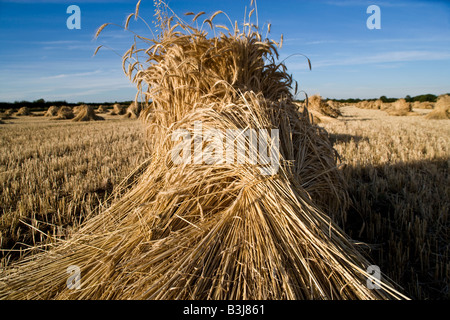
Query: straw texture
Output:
[[0, 2, 408, 300]]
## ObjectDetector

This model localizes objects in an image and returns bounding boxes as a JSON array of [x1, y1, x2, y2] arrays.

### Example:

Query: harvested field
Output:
[[0, 5, 407, 300], [0, 105, 448, 300], [324, 106, 449, 299], [0, 116, 145, 264], [0, 1, 448, 302]]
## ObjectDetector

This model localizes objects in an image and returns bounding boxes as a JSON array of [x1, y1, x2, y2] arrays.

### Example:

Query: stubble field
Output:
[[0, 115, 146, 265], [0, 106, 448, 299]]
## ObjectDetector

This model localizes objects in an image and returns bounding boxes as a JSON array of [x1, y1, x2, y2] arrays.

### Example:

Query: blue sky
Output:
[[0, 0, 449, 102]]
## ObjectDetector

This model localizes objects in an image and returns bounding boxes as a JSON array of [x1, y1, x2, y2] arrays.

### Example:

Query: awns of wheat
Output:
[[0, 3, 408, 300]]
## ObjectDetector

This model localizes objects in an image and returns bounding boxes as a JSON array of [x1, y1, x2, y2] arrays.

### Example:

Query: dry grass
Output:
[[324, 106, 449, 299], [53, 106, 74, 120], [1, 2, 446, 301], [0, 3, 407, 300], [123, 102, 141, 119], [307, 94, 342, 118], [0, 109, 15, 120], [0, 107, 447, 299], [72, 105, 104, 122], [355, 100, 381, 110], [45, 106, 59, 117], [4, 109, 14, 116], [413, 101, 434, 109], [138, 104, 152, 122], [373, 99, 384, 110], [96, 105, 109, 113], [294, 95, 341, 124], [294, 102, 335, 124], [425, 95, 450, 120], [109, 104, 126, 115], [0, 113, 13, 121], [16, 107, 32, 116], [385, 99, 414, 116], [355, 99, 422, 116], [72, 106, 82, 115], [0, 116, 145, 265]]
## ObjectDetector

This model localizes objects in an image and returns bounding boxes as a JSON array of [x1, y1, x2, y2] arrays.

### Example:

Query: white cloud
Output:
[[41, 70, 103, 79], [288, 50, 450, 70]]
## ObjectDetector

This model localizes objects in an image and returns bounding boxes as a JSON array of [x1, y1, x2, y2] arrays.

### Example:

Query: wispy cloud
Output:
[[41, 85, 133, 100], [34, 40, 83, 45], [0, 70, 135, 102], [41, 70, 103, 80], [288, 50, 450, 70]]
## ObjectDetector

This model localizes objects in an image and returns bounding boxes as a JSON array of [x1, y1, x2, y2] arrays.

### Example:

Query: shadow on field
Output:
[[328, 133, 368, 144], [340, 157, 449, 300], [1, 141, 447, 299], [341, 118, 374, 122]]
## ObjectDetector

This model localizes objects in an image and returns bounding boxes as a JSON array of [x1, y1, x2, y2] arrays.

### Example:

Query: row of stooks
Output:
[[297, 94, 450, 123], [352, 94, 450, 119], [0, 102, 143, 122], [2, 95, 448, 124]]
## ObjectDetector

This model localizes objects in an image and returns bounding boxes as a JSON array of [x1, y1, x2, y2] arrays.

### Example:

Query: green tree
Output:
[[34, 98, 45, 104]]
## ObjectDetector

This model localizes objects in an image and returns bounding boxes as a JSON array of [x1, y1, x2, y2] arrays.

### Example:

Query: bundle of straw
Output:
[[109, 104, 126, 115], [45, 106, 59, 117], [16, 107, 32, 116], [373, 99, 384, 110], [73, 105, 82, 114], [386, 99, 413, 116], [96, 105, 109, 113], [356, 101, 369, 109], [53, 106, 75, 120], [0, 2, 407, 300], [413, 101, 434, 109], [307, 95, 341, 118], [124, 101, 142, 119], [0, 112, 13, 120], [425, 95, 450, 119], [72, 105, 104, 122], [294, 102, 332, 125]]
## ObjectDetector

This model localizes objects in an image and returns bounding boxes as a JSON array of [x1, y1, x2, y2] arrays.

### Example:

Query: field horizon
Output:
[[1, 102, 448, 299], [1, 0, 449, 303]]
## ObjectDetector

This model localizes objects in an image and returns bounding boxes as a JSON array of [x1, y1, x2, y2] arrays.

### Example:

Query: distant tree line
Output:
[[2, 93, 446, 111], [0, 99, 134, 111], [295, 93, 446, 104]]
